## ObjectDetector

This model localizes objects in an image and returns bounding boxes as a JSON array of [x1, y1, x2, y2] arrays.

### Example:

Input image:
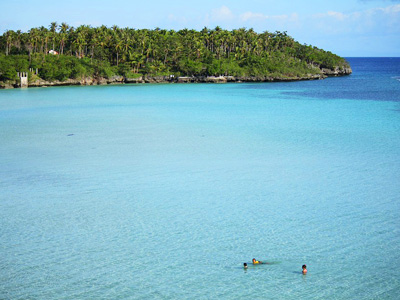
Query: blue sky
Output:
[[1, 0, 399, 56]]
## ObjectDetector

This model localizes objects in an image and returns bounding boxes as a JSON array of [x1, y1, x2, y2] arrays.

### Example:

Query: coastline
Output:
[[0, 67, 352, 89]]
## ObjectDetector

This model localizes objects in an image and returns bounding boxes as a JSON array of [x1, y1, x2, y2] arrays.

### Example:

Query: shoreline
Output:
[[0, 67, 352, 89]]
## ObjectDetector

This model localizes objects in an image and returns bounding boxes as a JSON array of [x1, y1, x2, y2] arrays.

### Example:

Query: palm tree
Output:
[[121, 32, 132, 64], [59, 22, 70, 55], [115, 39, 123, 66], [49, 22, 58, 50], [37, 26, 50, 54], [96, 25, 112, 61], [73, 31, 87, 58], [111, 26, 123, 65], [15, 30, 22, 53], [4, 30, 15, 55], [27, 29, 39, 62], [27, 28, 41, 54]]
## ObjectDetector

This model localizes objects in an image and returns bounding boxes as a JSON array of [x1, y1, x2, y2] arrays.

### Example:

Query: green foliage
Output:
[[0, 54, 29, 81], [117, 63, 142, 78], [93, 60, 116, 78], [0, 55, 18, 81], [39, 55, 74, 81], [220, 59, 243, 77], [0, 24, 350, 83], [179, 59, 203, 76]]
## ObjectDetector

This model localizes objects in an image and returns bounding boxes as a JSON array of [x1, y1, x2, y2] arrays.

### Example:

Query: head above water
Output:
[[243, 263, 248, 268], [302, 264, 307, 269]]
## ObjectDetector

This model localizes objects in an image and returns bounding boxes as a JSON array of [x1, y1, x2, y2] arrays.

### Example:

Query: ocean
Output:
[[0, 58, 399, 299]]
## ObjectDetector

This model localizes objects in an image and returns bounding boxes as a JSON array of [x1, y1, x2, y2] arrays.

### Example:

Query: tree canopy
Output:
[[0, 24, 350, 82]]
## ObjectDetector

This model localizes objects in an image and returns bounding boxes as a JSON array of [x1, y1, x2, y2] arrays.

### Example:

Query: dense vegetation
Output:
[[0, 23, 350, 83]]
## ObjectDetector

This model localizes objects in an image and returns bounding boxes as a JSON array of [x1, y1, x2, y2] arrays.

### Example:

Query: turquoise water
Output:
[[1, 58, 400, 299]]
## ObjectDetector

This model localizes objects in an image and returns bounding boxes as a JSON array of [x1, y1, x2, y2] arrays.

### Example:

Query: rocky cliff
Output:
[[0, 65, 352, 89]]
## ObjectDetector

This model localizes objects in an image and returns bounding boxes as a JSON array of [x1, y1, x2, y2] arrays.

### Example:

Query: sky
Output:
[[0, 0, 399, 56]]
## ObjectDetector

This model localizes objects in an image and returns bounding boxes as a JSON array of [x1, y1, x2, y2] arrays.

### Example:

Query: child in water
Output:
[[302, 264, 307, 274], [252, 258, 262, 264], [243, 263, 248, 269]]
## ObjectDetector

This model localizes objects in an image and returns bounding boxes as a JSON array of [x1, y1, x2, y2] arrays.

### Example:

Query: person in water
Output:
[[302, 264, 307, 274], [243, 263, 248, 269], [252, 258, 262, 264]]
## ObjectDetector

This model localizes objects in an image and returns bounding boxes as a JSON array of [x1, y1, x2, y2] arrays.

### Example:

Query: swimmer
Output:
[[252, 258, 262, 264], [243, 263, 248, 269], [302, 264, 307, 274]]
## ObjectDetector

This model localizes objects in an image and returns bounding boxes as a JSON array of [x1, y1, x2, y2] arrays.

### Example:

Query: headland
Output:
[[0, 25, 352, 89]]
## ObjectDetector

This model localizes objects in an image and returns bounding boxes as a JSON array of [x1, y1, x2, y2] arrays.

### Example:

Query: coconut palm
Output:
[[49, 22, 58, 50], [59, 22, 70, 55], [4, 30, 15, 55]]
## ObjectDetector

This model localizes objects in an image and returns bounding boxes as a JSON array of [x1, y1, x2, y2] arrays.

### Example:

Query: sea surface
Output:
[[0, 58, 399, 299]]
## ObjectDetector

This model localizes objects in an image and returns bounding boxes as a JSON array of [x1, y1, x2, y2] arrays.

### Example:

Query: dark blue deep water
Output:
[[0, 58, 399, 299], [290, 58, 400, 102]]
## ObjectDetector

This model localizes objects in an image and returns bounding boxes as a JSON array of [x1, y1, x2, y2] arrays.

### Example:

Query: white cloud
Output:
[[240, 12, 268, 22], [314, 4, 400, 22], [380, 3, 400, 13], [287, 3, 399, 56], [326, 11, 348, 21], [312, 4, 400, 34], [210, 6, 234, 21], [240, 11, 298, 23]]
